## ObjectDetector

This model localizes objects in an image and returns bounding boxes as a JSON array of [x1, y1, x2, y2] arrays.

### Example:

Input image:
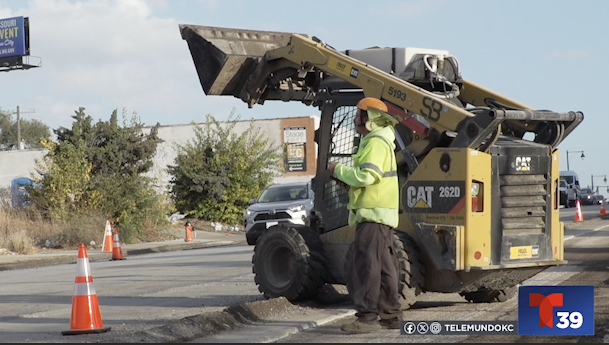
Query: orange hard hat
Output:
[[356, 97, 388, 113]]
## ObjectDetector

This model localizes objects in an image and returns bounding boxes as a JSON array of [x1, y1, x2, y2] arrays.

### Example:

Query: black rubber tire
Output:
[[252, 224, 328, 302], [460, 285, 517, 303], [344, 230, 425, 311], [393, 231, 426, 310]]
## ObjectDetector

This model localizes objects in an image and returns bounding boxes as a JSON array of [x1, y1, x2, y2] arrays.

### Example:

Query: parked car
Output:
[[243, 181, 314, 245], [579, 187, 595, 205]]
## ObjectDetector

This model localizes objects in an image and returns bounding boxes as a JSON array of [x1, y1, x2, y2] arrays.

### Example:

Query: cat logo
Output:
[[350, 67, 359, 79], [407, 186, 434, 208], [514, 156, 531, 172]]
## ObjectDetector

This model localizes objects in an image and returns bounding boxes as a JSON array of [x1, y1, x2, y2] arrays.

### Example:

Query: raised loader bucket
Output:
[[179, 24, 295, 98]]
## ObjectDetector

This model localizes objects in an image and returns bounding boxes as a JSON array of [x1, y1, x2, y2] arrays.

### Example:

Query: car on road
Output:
[[243, 181, 314, 245], [593, 194, 605, 205], [559, 179, 575, 208], [580, 187, 596, 205], [559, 171, 581, 208]]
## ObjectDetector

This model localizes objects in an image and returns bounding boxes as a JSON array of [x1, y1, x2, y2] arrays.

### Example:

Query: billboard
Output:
[[0, 16, 29, 58]]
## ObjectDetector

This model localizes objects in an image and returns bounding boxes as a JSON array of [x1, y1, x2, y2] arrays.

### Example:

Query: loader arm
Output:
[[179, 24, 583, 153]]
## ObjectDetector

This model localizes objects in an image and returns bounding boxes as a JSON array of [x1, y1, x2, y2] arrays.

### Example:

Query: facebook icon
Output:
[[402, 322, 416, 334], [518, 286, 594, 335]]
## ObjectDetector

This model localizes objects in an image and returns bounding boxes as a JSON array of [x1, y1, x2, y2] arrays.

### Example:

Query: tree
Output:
[[167, 110, 282, 224], [0, 108, 51, 150], [31, 107, 170, 243], [30, 138, 92, 220]]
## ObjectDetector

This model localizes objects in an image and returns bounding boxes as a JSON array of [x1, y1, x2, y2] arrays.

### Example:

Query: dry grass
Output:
[[0, 189, 226, 254], [1, 230, 35, 254], [0, 205, 38, 254], [0, 199, 121, 254]]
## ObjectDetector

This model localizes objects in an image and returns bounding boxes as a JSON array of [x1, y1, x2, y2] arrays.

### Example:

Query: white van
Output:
[[559, 170, 581, 207]]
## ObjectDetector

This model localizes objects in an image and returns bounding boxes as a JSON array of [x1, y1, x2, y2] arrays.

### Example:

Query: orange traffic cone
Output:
[[62, 244, 111, 335], [111, 229, 125, 261], [574, 199, 584, 222], [101, 220, 113, 253], [600, 198, 607, 217], [184, 221, 194, 242]]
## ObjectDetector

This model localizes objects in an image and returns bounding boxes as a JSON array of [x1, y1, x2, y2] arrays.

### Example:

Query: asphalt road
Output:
[[0, 244, 263, 343]]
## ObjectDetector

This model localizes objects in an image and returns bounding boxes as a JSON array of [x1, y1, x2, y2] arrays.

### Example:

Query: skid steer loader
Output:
[[179, 24, 583, 308]]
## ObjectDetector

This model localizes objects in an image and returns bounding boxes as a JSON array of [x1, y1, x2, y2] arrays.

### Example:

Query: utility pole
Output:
[[14, 106, 36, 150]]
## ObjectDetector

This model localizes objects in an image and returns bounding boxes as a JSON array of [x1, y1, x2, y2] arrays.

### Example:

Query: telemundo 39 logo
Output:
[[517, 286, 594, 335]]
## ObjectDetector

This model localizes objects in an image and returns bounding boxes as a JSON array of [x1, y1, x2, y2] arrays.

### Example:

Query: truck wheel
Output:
[[252, 224, 328, 302], [344, 230, 425, 310], [460, 286, 517, 303]]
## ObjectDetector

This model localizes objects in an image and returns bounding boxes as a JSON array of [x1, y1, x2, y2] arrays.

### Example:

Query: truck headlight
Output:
[[245, 209, 253, 216], [289, 205, 305, 212]]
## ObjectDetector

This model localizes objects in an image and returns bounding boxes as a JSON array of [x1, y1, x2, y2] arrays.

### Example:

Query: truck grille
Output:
[[254, 212, 291, 221], [499, 174, 547, 235]]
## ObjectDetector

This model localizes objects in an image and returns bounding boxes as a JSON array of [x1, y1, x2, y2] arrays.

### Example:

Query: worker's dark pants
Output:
[[351, 222, 403, 322]]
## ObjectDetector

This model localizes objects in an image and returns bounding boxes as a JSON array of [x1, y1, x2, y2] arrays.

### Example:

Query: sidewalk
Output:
[[0, 229, 246, 271]]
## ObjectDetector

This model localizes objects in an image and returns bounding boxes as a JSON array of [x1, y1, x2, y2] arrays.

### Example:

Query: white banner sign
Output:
[[283, 127, 307, 144]]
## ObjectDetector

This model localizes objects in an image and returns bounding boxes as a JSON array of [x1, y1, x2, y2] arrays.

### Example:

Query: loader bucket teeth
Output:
[[179, 24, 294, 99]]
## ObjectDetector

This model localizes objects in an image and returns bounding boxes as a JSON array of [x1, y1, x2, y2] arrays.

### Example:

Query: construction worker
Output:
[[328, 97, 402, 334]]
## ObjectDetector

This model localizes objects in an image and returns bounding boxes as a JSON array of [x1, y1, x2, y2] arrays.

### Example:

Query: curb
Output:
[[232, 309, 355, 343], [123, 240, 236, 256], [65, 296, 355, 343], [0, 240, 237, 272]]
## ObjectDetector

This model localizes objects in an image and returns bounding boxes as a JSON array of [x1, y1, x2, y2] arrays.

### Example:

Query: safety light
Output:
[[471, 181, 483, 212]]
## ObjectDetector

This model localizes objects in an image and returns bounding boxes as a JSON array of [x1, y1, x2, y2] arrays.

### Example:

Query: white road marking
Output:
[[564, 223, 609, 241]]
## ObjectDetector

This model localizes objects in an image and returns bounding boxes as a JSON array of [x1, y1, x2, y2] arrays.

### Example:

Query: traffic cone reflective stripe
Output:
[[62, 245, 111, 335], [111, 229, 125, 260], [102, 221, 113, 253], [574, 199, 584, 222], [600, 199, 607, 217]]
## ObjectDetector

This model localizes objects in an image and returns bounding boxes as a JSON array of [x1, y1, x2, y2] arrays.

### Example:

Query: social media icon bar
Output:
[[400, 321, 517, 335]]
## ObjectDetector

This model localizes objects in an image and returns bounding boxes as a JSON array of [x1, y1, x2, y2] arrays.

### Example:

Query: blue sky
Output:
[[0, 0, 608, 187]]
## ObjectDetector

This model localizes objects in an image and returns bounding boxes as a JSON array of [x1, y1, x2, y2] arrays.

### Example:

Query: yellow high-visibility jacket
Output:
[[333, 125, 399, 228]]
